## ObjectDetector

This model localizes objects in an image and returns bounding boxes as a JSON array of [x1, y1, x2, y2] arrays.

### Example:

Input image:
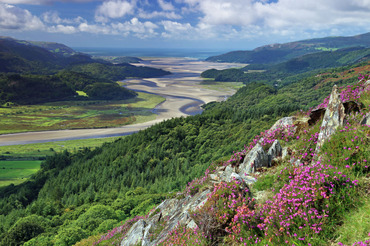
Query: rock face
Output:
[[315, 85, 345, 153], [267, 140, 282, 166], [238, 143, 268, 175], [120, 189, 210, 246], [237, 140, 283, 176], [269, 116, 296, 132], [360, 112, 370, 125]]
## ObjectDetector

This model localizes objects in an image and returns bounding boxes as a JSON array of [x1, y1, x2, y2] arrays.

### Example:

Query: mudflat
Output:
[[0, 58, 245, 146]]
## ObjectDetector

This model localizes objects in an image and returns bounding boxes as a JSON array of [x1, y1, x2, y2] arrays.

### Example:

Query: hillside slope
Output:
[[206, 32, 370, 64], [98, 75, 370, 246], [0, 62, 369, 245]]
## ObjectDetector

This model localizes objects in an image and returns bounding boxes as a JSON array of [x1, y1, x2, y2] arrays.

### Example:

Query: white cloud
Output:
[[179, 0, 370, 41], [111, 17, 158, 38], [157, 0, 174, 11], [78, 22, 112, 34], [161, 20, 197, 38], [0, 3, 44, 30], [95, 0, 135, 22], [0, 0, 102, 4], [42, 11, 84, 25], [137, 9, 181, 19], [48, 24, 77, 34]]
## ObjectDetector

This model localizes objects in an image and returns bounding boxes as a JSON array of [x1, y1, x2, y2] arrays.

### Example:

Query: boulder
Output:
[[269, 116, 296, 132], [120, 189, 211, 246], [282, 147, 289, 159], [267, 140, 282, 166], [237, 143, 268, 175], [121, 220, 146, 246], [360, 112, 370, 125], [315, 85, 345, 154]]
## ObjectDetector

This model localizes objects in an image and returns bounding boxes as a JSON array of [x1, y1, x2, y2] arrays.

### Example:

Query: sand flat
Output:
[[0, 58, 246, 146]]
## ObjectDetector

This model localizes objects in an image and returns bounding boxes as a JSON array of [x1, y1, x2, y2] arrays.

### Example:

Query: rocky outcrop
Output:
[[267, 140, 282, 166], [315, 85, 345, 154], [120, 189, 210, 246], [360, 112, 370, 125], [238, 143, 268, 175], [237, 140, 283, 176], [269, 116, 296, 132]]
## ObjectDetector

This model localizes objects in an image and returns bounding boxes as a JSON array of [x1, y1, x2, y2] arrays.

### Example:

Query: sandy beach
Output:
[[0, 58, 245, 146]]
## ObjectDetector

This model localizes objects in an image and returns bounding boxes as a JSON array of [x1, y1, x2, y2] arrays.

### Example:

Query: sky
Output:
[[0, 0, 370, 50]]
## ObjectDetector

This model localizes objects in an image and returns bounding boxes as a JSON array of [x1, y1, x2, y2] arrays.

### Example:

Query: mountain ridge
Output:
[[206, 32, 370, 64]]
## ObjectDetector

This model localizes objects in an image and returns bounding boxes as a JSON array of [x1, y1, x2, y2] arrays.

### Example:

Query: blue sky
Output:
[[1, 0, 370, 50]]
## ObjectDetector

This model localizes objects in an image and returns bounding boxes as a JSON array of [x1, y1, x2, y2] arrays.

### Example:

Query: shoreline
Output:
[[0, 58, 244, 146]]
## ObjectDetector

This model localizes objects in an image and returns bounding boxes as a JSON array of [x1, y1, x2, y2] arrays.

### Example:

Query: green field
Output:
[[0, 160, 42, 187], [0, 136, 121, 159], [200, 80, 245, 91], [0, 137, 122, 186], [0, 92, 164, 134]]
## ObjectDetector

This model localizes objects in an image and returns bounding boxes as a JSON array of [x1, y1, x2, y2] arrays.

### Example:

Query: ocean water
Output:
[[73, 47, 229, 60]]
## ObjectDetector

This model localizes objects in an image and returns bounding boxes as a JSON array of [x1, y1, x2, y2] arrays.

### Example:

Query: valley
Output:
[[0, 58, 244, 146]]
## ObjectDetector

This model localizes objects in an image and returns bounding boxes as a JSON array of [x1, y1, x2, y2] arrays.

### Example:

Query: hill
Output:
[[0, 60, 369, 245], [0, 37, 170, 104], [201, 46, 370, 87], [206, 32, 370, 64], [0, 36, 76, 57]]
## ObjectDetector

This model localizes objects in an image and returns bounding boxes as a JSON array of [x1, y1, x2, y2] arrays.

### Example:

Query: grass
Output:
[[200, 80, 244, 92], [0, 92, 165, 134], [76, 91, 88, 97], [0, 136, 122, 159], [0, 137, 123, 186], [0, 160, 42, 187], [333, 192, 370, 245]]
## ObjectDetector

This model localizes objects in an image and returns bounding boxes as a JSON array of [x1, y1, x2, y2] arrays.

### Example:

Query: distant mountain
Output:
[[0, 36, 76, 56], [0, 37, 96, 73], [206, 32, 370, 64], [0, 37, 170, 104]]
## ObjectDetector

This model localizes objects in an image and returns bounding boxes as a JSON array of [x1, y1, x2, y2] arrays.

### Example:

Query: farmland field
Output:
[[0, 92, 164, 134], [0, 160, 42, 187]]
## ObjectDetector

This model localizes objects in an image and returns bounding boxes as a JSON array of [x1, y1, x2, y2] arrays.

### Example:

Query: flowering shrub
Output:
[[159, 225, 210, 246], [93, 216, 144, 245]]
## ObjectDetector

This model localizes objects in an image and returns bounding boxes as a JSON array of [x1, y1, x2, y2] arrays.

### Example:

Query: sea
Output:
[[73, 47, 230, 60]]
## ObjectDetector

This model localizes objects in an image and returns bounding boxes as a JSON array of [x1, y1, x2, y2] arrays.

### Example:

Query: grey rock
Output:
[[121, 189, 211, 246], [219, 166, 235, 182], [121, 220, 146, 246], [315, 85, 345, 154], [269, 116, 296, 132], [209, 174, 219, 181], [238, 143, 268, 175], [267, 140, 282, 166], [360, 112, 370, 125]]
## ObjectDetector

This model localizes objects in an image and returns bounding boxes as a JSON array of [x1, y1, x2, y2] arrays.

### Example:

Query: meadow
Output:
[[0, 92, 164, 134], [0, 136, 122, 187], [0, 160, 42, 187]]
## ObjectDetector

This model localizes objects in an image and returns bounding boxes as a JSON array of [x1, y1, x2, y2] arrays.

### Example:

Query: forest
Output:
[[0, 38, 169, 105], [0, 58, 369, 245]]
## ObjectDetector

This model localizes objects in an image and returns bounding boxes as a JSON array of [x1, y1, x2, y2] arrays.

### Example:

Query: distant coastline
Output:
[[73, 47, 230, 60]]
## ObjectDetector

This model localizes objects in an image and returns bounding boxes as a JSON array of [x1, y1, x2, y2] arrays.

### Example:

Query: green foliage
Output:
[[0, 74, 77, 105], [206, 32, 370, 63], [0, 215, 49, 246], [54, 226, 88, 246], [84, 82, 137, 100], [69, 62, 170, 81]]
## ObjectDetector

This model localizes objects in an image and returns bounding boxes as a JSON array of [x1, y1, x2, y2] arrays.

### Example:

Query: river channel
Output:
[[0, 58, 244, 146]]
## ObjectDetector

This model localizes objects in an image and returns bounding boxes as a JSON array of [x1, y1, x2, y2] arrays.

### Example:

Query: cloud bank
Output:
[[0, 0, 369, 43]]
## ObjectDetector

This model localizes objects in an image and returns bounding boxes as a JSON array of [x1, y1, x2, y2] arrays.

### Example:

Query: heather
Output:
[[89, 75, 370, 246], [1, 62, 370, 245]]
